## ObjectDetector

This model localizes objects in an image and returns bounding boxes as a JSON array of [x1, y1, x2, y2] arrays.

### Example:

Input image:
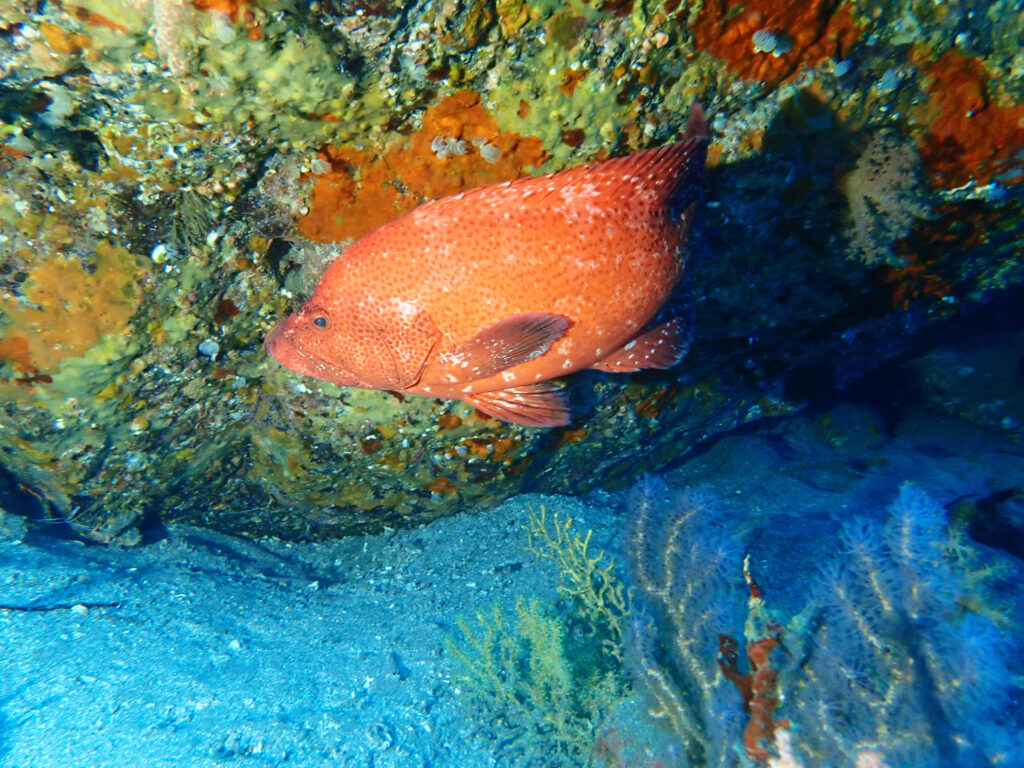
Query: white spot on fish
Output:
[[391, 298, 419, 320]]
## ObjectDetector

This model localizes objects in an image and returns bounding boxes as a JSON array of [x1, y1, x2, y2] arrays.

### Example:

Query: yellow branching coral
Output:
[[444, 510, 632, 761], [524, 506, 631, 662], [0, 241, 142, 373], [445, 596, 623, 762]]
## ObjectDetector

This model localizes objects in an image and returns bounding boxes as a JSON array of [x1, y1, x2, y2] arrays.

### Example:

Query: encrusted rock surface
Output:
[[0, 0, 1021, 542]]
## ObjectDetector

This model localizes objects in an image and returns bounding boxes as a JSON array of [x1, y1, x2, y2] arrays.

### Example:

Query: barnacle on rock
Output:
[[690, 0, 860, 85]]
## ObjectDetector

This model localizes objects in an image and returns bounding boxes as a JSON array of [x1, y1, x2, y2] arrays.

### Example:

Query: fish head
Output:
[[266, 295, 384, 389], [266, 278, 441, 392]]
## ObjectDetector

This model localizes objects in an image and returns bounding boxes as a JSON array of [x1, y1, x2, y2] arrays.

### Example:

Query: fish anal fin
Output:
[[442, 312, 569, 382], [464, 382, 570, 427], [590, 317, 689, 373]]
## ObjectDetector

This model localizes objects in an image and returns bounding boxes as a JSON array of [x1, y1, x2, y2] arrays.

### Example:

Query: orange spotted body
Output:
[[267, 105, 709, 426]]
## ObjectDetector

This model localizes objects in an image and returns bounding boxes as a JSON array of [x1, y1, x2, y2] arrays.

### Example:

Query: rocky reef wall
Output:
[[0, 0, 1021, 542]]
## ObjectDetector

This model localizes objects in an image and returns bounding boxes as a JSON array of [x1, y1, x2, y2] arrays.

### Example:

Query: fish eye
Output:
[[312, 316, 328, 328]]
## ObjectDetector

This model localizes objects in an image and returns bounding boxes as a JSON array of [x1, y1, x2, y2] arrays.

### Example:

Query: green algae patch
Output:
[[491, 35, 627, 164], [488, 0, 702, 164], [159, 311, 200, 343], [185, 10, 390, 145], [19, 0, 399, 155], [73, 0, 153, 36]]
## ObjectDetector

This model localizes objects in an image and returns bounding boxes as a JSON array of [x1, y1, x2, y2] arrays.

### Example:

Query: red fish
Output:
[[267, 104, 709, 427]]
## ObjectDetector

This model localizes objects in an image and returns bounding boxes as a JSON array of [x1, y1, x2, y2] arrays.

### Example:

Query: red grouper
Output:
[[267, 104, 710, 427]]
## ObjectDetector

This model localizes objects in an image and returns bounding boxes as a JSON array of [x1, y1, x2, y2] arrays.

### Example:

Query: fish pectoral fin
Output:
[[463, 382, 570, 427], [590, 317, 689, 373], [444, 312, 569, 381]]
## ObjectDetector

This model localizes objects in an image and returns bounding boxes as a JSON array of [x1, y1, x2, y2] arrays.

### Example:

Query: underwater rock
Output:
[[0, 0, 1021, 542]]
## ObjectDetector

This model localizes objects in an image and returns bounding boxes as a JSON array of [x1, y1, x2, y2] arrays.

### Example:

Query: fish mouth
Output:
[[265, 321, 304, 369], [265, 320, 363, 387], [264, 322, 284, 354]]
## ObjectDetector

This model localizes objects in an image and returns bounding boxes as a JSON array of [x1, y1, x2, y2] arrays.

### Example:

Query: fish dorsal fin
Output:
[[543, 102, 709, 207], [590, 317, 689, 373], [440, 312, 569, 382], [586, 105, 708, 208], [464, 382, 570, 427], [417, 103, 709, 219], [685, 103, 708, 141]]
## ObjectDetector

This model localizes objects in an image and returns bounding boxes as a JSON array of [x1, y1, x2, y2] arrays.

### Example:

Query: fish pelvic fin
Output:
[[464, 381, 570, 427]]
